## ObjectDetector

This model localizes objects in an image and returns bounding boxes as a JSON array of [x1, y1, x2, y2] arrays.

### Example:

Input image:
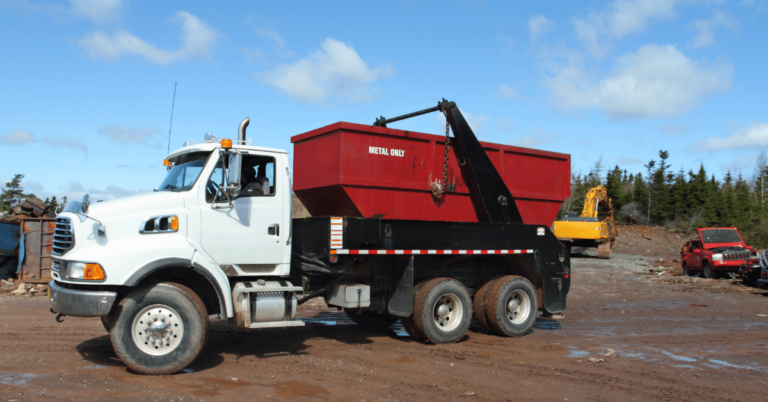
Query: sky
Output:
[[1, 0, 766, 202]]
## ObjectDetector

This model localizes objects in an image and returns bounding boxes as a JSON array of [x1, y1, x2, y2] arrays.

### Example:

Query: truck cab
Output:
[[49, 125, 301, 374], [680, 227, 757, 279]]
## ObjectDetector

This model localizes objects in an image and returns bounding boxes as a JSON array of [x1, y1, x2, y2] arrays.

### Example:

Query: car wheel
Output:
[[703, 262, 714, 279], [683, 264, 689, 277]]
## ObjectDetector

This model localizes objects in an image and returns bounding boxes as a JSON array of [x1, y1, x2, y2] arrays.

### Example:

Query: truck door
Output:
[[199, 153, 285, 265]]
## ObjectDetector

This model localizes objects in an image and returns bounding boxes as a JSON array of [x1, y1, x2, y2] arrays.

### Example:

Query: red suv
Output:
[[680, 227, 757, 279]]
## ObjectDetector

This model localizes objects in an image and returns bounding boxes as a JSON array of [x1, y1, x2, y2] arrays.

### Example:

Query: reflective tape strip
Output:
[[331, 249, 533, 255]]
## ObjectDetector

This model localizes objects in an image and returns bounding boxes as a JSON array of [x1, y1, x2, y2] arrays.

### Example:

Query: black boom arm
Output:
[[373, 99, 523, 224]]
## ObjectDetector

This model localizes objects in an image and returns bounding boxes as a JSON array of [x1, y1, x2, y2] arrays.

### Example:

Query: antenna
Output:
[[166, 82, 177, 155]]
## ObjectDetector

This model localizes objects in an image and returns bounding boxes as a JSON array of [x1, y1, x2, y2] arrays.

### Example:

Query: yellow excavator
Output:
[[552, 185, 618, 259]]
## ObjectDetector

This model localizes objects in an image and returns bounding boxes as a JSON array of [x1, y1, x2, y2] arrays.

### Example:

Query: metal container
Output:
[[291, 122, 570, 226], [18, 218, 56, 283]]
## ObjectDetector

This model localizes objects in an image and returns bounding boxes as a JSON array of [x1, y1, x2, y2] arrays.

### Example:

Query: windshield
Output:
[[701, 229, 742, 244], [157, 152, 211, 192]]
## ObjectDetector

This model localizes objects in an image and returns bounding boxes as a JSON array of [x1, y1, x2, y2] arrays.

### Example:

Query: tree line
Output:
[[561, 151, 768, 248]]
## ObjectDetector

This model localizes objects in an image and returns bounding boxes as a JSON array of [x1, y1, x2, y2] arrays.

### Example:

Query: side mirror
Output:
[[226, 153, 242, 198]]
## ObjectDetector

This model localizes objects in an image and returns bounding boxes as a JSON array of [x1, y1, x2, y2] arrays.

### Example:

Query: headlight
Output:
[[712, 253, 723, 261], [67, 262, 105, 280]]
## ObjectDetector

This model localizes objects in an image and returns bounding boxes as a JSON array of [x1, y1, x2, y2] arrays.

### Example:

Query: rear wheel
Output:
[[472, 276, 501, 333], [401, 281, 428, 341], [345, 310, 397, 330], [703, 262, 714, 279], [412, 278, 472, 344], [487, 276, 537, 337], [110, 283, 209, 375]]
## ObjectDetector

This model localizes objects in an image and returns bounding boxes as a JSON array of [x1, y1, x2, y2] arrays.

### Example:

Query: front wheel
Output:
[[110, 283, 209, 375], [703, 262, 714, 279], [683, 264, 689, 277]]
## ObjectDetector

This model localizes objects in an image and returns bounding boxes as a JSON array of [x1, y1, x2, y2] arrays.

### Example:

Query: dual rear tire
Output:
[[401, 276, 538, 344]]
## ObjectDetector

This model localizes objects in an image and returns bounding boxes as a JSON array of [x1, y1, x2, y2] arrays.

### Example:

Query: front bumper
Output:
[[48, 280, 118, 317]]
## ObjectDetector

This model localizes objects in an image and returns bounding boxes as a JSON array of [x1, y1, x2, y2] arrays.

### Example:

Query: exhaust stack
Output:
[[238, 117, 250, 143]]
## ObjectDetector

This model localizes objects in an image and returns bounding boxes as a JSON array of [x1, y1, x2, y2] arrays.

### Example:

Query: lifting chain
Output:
[[431, 113, 451, 198]]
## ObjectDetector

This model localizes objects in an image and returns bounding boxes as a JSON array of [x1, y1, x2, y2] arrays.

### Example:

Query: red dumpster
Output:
[[291, 122, 570, 226]]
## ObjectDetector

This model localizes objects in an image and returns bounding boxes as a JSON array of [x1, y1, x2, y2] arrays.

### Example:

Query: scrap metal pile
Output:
[[0, 194, 56, 222]]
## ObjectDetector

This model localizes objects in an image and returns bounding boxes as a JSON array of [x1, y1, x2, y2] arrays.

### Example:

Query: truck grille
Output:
[[724, 251, 749, 260], [52, 217, 74, 256]]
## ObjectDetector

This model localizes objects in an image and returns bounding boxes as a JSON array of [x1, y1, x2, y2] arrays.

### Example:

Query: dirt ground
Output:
[[1, 226, 767, 401]]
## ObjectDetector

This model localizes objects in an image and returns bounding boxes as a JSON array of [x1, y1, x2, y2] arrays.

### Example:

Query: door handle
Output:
[[268, 224, 280, 236]]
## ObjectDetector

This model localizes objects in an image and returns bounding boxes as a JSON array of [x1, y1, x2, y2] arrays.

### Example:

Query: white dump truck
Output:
[[48, 100, 571, 374]]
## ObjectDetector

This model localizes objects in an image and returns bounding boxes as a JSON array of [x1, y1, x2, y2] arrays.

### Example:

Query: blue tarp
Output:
[[0, 222, 20, 252], [16, 232, 25, 277]]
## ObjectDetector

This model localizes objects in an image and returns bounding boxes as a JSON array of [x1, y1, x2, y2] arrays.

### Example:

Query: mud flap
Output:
[[387, 256, 414, 317]]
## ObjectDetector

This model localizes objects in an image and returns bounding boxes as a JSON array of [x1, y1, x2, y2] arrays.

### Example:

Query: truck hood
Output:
[[87, 191, 185, 218]]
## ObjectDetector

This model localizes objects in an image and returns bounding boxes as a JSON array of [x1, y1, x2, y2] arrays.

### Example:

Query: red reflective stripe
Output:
[[349, 250, 360, 255]]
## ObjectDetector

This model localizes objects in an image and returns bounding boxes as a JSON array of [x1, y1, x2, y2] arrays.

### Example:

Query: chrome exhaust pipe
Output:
[[239, 117, 250, 143]]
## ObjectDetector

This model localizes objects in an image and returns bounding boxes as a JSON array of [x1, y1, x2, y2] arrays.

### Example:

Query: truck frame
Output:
[[48, 100, 570, 374]]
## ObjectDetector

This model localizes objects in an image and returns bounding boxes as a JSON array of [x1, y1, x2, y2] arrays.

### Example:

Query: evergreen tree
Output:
[[0, 174, 25, 212], [49, 196, 58, 212]]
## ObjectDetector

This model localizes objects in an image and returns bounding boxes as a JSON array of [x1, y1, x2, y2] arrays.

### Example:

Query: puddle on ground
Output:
[[661, 350, 697, 362], [707, 359, 765, 372], [298, 311, 356, 327], [534, 319, 561, 330], [567, 348, 590, 357], [0, 372, 40, 386]]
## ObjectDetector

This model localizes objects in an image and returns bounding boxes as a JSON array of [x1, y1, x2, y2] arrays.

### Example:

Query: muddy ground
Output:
[[1, 226, 767, 401]]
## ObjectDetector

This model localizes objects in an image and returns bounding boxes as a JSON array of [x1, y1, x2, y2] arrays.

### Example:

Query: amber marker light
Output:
[[163, 159, 173, 166], [170, 216, 179, 231], [221, 139, 233, 148], [83, 264, 105, 281]]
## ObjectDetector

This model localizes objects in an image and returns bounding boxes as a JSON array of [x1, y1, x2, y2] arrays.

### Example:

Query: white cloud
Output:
[[497, 84, 519, 98], [527, 15, 555, 41], [690, 11, 739, 48], [79, 11, 219, 65], [618, 156, 642, 165], [660, 123, 692, 137], [511, 128, 558, 148], [543, 44, 731, 120], [0, 129, 35, 144], [97, 124, 164, 144], [0, 129, 88, 155], [259, 38, 393, 104], [42, 135, 89, 156], [69, 0, 123, 24], [574, 0, 678, 57], [496, 118, 518, 133], [687, 122, 768, 152]]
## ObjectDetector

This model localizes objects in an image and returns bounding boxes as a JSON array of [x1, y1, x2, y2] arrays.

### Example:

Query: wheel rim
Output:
[[705, 265, 712, 278], [432, 293, 462, 332], [506, 289, 531, 325], [131, 304, 184, 356]]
